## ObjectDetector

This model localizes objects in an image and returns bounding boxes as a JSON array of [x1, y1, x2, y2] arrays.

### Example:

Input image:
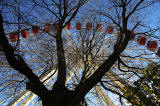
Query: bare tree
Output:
[[0, 0, 159, 106]]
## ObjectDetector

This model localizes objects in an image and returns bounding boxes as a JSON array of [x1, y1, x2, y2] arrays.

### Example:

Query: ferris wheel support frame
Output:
[[5, 20, 160, 105], [7, 67, 57, 106]]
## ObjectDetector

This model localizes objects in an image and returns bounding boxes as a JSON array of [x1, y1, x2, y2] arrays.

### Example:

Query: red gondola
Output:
[[32, 26, 39, 34], [53, 23, 58, 29], [106, 25, 114, 34], [86, 23, 92, 30], [96, 24, 102, 32], [9, 33, 18, 42], [44, 24, 50, 32], [66, 23, 71, 30], [137, 36, 146, 45], [21, 30, 29, 38], [76, 22, 82, 30], [147, 41, 158, 52]]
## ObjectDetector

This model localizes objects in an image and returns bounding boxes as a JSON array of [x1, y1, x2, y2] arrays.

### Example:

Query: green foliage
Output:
[[123, 63, 160, 106]]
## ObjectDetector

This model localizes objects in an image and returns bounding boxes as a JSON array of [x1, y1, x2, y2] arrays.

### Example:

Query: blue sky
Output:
[[1, 0, 160, 106]]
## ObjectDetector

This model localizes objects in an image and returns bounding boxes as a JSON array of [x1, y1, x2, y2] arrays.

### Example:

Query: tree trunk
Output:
[[41, 89, 84, 106]]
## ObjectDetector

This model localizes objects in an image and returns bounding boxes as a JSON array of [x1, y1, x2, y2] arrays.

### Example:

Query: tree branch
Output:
[[0, 12, 50, 99]]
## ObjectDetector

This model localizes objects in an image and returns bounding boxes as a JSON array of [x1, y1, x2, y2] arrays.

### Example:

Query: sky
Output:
[[1, 0, 160, 106]]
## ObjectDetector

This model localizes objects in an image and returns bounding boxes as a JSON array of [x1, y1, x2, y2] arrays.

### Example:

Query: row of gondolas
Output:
[[1, 22, 160, 57]]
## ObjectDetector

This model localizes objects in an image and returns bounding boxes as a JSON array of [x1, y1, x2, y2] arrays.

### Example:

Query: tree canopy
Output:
[[0, 0, 160, 106], [122, 63, 160, 106]]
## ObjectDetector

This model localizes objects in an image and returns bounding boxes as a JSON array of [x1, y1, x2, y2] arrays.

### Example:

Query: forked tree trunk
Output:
[[41, 92, 84, 106]]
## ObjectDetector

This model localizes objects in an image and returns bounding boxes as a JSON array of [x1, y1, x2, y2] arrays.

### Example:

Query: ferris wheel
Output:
[[0, 20, 160, 106]]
